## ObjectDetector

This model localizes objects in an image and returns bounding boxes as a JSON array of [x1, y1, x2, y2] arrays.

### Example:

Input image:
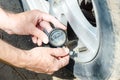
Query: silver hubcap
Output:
[[49, 0, 100, 62]]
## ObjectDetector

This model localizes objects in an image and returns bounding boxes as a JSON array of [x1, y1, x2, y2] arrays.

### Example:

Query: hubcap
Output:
[[49, 0, 100, 62]]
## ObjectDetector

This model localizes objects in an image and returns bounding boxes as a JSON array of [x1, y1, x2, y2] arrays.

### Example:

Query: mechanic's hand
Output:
[[7, 10, 66, 46], [24, 47, 69, 74]]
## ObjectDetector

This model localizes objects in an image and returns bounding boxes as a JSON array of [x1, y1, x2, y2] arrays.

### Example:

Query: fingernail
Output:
[[43, 37, 49, 44]]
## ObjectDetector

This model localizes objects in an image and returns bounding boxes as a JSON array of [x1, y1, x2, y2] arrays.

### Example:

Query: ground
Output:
[[0, 0, 76, 80]]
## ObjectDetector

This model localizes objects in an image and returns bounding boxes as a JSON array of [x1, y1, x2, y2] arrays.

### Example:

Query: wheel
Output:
[[48, 0, 120, 80]]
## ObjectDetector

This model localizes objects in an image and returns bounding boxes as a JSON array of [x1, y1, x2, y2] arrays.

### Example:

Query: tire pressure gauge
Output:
[[43, 23, 67, 47], [49, 28, 67, 47]]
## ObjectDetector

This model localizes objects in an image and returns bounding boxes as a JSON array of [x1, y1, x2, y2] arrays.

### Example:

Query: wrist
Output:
[[6, 12, 27, 35], [0, 40, 27, 68], [14, 49, 29, 68]]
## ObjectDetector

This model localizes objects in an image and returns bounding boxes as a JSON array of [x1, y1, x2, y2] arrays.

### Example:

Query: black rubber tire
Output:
[[67, 0, 120, 80]]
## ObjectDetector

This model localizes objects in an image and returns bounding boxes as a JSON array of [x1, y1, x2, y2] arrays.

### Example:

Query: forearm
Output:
[[0, 8, 11, 29], [0, 39, 27, 68], [0, 8, 17, 34], [0, 8, 29, 35]]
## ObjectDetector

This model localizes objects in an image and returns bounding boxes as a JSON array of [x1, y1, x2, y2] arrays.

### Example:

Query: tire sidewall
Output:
[[70, 0, 115, 80]]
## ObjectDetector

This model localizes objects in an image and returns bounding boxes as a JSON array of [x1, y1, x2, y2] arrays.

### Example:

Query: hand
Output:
[[6, 10, 67, 46], [23, 47, 69, 74], [0, 39, 69, 74]]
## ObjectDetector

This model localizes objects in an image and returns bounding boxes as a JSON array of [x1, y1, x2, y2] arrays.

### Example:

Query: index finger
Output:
[[40, 13, 67, 30]]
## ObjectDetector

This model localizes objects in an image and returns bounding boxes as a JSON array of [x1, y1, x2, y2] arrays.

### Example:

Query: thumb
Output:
[[51, 47, 69, 57]]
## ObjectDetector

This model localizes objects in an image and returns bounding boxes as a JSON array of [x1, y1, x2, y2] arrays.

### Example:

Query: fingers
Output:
[[52, 47, 70, 72], [40, 13, 67, 30], [32, 36, 42, 46], [25, 47, 70, 74], [49, 47, 70, 73], [31, 36, 37, 44], [31, 21, 50, 45], [40, 21, 52, 33], [57, 55, 70, 69], [31, 11, 67, 46], [37, 39, 42, 46], [32, 27, 49, 45], [48, 53, 70, 74], [43, 47, 70, 74], [51, 47, 69, 57]]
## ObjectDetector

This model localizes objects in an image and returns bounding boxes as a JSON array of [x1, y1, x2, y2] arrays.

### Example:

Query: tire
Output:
[[66, 0, 120, 80]]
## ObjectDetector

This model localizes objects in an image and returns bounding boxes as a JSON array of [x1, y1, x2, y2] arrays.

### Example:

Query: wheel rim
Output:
[[49, 0, 100, 62]]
